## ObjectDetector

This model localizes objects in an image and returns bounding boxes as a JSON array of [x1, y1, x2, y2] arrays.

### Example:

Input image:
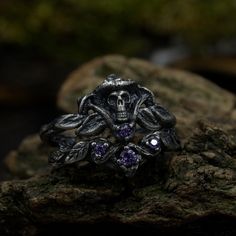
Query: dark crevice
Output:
[[189, 70, 236, 95], [34, 214, 236, 236]]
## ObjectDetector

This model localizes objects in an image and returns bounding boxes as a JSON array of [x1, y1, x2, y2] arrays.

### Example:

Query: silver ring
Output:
[[40, 74, 180, 177]]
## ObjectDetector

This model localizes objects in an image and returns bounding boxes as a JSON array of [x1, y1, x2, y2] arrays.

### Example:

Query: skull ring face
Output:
[[40, 74, 180, 177], [108, 90, 131, 122]]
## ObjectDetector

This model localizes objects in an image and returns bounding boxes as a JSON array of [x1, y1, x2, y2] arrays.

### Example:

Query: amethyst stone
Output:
[[118, 148, 139, 168], [92, 142, 109, 157], [117, 124, 133, 138]]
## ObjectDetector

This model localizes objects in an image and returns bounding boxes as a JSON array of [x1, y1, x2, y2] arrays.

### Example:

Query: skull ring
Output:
[[40, 74, 180, 176]]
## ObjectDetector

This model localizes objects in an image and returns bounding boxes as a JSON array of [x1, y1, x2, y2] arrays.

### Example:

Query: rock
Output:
[[4, 135, 50, 179], [172, 56, 236, 94], [58, 55, 236, 139], [1, 55, 236, 235]]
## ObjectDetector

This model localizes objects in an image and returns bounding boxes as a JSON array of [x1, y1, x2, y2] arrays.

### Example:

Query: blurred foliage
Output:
[[1, 0, 236, 61]]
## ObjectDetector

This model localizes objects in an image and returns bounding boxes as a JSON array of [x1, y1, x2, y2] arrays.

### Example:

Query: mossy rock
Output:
[[1, 55, 236, 235]]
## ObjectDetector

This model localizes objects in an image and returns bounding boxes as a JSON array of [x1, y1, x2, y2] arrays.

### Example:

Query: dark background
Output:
[[1, 0, 236, 161]]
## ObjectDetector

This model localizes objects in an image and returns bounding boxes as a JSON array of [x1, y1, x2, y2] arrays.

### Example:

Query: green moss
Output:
[[1, 0, 236, 61]]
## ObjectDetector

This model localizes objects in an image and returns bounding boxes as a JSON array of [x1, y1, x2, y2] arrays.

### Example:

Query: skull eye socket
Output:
[[121, 92, 130, 103], [108, 94, 117, 106]]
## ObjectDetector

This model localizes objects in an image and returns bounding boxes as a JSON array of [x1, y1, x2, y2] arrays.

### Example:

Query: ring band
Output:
[[40, 74, 180, 176]]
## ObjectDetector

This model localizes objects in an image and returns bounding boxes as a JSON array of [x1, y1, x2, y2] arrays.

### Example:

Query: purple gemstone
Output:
[[117, 124, 133, 138], [118, 148, 139, 168], [94, 143, 108, 156]]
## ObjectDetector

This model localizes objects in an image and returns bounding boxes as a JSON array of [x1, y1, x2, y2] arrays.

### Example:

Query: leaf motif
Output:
[[76, 113, 106, 136], [49, 150, 67, 164], [58, 137, 76, 152], [150, 105, 176, 127], [137, 107, 161, 130], [65, 141, 89, 164], [124, 143, 149, 157], [55, 114, 85, 129], [160, 128, 180, 150]]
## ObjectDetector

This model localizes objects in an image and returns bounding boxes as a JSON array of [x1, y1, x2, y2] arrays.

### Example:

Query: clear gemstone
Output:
[[150, 139, 158, 146], [147, 136, 161, 150]]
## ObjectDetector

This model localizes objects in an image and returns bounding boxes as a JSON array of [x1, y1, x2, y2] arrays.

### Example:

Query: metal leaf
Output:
[[58, 137, 76, 152], [137, 107, 161, 130], [49, 150, 67, 164], [64, 141, 89, 164], [160, 128, 180, 150], [150, 105, 176, 127], [76, 113, 107, 136], [55, 114, 85, 129], [127, 143, 152, 157]]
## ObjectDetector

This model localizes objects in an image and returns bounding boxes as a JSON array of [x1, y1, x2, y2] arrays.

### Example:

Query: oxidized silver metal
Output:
[[40, 74, 180, 176]]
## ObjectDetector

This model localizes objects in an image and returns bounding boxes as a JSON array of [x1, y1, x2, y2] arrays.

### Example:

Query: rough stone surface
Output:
[[1, 55, 236, 235]]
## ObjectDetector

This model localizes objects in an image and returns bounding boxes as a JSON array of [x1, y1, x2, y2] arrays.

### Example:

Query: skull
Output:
[[108, 90, 131, 122]]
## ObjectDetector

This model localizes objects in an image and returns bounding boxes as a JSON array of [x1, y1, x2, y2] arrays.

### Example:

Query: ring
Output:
[[40, 74, 180, 176]]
